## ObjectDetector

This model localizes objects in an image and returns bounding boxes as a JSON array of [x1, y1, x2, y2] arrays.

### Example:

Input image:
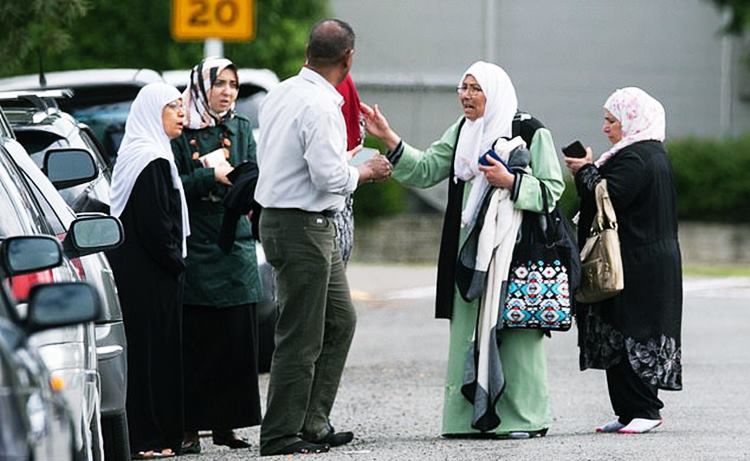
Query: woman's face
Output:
[[208, 68, 239, 114], [602, 109, 623, 144], [458, 75, 486, 121], [162, 98, 185, 139]]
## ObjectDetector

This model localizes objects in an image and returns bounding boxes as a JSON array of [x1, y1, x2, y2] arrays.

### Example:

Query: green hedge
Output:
[[352, 134, 750, 224], [352, 137, 407, 225], [668, 134, 750, 222]]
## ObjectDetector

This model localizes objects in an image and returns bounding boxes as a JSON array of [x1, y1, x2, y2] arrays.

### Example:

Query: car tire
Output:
[[102, 411, 131, 461]]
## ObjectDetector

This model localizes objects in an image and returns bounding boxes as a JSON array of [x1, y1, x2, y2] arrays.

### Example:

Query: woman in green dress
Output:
[[171, 57, 262, 453], [361, 61, 564, 437]]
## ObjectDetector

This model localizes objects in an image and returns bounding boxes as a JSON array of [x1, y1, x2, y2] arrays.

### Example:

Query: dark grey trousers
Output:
[[259, 208, 356, 454]]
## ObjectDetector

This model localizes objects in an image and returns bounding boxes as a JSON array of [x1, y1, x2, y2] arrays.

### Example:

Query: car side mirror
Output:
[[25, 282, 101, 334], [43, 148, 98, 190], [64, 214, 124, 257], [0, 235, 63, 277]]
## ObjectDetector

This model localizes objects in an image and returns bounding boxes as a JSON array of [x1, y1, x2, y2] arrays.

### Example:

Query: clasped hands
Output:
[[352, 145, 392, 184]]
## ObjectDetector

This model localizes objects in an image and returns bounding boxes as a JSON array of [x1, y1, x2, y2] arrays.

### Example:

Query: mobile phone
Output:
[[562, 140, 587, 158], [349, 147, 378, 166]]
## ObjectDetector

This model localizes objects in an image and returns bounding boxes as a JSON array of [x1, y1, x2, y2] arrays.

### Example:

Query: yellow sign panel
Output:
[[172, 0, 255, 41]]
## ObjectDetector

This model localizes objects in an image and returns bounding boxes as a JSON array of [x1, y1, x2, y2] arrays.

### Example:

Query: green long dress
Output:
[[391, 117, 565, 435]]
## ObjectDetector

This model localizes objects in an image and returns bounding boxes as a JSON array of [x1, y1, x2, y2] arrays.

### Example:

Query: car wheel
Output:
[[102, 411, 131, 461]]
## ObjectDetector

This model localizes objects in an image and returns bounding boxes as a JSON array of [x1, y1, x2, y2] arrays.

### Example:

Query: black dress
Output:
[[107, 158, 186, 454], [575, 140, 683, 392]]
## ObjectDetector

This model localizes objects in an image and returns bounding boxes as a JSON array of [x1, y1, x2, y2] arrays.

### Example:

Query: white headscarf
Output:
[[182, 56, 237, 129], [454, 62, 520, 226], [110, 82, 190, 256], [595, 87, 666, 167], [453, 61, 518, 181]]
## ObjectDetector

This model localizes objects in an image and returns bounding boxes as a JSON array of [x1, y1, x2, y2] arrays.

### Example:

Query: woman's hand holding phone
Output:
[[563, 141, 594, 175]]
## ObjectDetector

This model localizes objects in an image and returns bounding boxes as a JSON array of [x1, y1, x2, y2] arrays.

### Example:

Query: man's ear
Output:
[[342, 48, 354, 71]]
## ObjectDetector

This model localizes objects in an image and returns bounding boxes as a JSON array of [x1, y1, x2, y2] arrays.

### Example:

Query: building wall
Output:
[[332, 0, 749, 153]]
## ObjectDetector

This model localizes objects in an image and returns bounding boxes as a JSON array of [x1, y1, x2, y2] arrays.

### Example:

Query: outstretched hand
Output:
[[359, 102, 401, 151]]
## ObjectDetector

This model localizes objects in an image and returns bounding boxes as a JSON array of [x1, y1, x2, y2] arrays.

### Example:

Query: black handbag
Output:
[[501, 181, 580, 331]]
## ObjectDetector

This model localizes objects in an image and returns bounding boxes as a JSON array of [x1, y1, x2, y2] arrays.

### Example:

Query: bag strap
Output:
[[537, 180, 557, 244], [593, 180, 617, 233]]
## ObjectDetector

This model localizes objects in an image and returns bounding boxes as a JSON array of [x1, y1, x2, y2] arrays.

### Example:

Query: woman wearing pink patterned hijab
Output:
[[595, 87, 666, 167], [566, 87, 682, 436]]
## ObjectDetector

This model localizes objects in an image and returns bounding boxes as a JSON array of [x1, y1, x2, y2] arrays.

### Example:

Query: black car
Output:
[[0, 235, 103, 461]]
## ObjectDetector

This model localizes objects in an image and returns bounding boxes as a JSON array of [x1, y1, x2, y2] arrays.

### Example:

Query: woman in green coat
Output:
[[171, 57, 262, 453], [361, 61, 564, 438]]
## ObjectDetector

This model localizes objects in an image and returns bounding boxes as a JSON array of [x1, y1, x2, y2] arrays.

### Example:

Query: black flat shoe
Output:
[[261, 440, 330, 456], [212, 431, 251, 449], [180, 440, 201, 455], [309, 430, 354, 447]]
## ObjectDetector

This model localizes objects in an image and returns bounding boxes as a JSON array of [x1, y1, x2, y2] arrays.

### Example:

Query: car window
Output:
[[0, 148, 48, 237], [13, 131, 69, 168], [17, 171, 67, 235], [78, 130, 111, 180], [234, 92, 267, 129]]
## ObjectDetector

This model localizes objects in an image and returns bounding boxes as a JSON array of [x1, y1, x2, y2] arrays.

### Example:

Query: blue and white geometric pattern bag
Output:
[[501, 182, 578, 331]]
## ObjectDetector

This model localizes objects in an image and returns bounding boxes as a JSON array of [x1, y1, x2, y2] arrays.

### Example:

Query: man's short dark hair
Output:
[[307, 19, 355, 68]]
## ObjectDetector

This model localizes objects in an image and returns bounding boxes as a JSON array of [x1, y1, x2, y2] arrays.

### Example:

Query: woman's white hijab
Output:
[[454, 61, 518, 181], [110, 82, 190, 256], [595, 87, 666, 167], [454, 61, 519, 226], [182, 56, 236, 130]]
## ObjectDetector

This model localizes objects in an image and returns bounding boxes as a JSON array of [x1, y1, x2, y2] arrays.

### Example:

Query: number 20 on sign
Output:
[[172, 0, 255, 41]]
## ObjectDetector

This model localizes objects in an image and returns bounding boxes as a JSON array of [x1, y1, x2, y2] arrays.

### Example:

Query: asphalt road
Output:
[[182, 265, 750, 460]]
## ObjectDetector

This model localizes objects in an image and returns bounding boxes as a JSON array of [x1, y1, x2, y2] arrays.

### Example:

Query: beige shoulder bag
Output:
[[575, 179, 624, 303]]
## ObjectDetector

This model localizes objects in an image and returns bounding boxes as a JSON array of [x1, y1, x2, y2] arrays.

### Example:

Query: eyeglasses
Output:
[[165, 101, 184, 111], [456, 84, 483, 96]]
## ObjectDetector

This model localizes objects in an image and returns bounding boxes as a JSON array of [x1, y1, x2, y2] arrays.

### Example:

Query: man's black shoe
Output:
[[260, 440, 330, 456], [311, 430, 354, 447]]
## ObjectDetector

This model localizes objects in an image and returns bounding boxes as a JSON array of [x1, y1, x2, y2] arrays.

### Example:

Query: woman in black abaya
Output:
[[108, 82, 190, 459]]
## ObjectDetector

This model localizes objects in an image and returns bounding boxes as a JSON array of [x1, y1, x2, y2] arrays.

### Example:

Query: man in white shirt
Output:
[[255, 18, 392, 456]]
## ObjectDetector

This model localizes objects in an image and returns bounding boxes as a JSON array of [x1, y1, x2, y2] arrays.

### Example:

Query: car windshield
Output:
[[71, 101, 132, 143]]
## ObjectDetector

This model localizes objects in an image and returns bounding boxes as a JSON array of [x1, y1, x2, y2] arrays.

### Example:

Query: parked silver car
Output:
[[0, 106, 124, 461], [0, 234, 103, 461], [0, 90, 132, 460]]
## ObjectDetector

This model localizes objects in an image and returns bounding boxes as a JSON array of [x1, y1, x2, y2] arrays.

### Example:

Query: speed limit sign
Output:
[[172, 0, 255, 41]]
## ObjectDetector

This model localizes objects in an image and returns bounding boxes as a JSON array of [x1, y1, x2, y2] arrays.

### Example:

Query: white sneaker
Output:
[[617, 418, 663, 434], [595, 419, 626, 433]]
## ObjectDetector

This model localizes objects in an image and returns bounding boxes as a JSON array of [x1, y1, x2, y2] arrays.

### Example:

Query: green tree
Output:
[[2, 0, 328, 79], [708, 0, 750, 34], [0, 0, 89, 74]]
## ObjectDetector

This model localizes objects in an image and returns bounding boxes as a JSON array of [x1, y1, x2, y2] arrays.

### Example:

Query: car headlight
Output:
[[35, 342, 86, 371]]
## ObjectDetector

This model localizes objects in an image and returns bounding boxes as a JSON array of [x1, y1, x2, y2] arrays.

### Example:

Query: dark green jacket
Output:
[[171, 113, 261, 307]]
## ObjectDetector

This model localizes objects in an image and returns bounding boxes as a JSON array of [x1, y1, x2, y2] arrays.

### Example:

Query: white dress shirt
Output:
[[255, 67, 360, 212]]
